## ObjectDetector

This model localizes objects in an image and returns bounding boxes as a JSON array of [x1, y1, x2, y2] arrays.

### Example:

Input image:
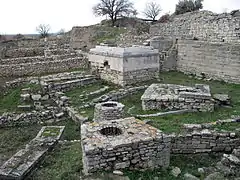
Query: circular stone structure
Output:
[[94, 101, 125, 122]]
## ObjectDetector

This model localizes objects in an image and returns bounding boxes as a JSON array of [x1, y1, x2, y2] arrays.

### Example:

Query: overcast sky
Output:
[[1, 0, 239, 34]]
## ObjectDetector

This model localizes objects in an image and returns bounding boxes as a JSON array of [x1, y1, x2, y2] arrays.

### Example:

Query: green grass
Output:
[[55, 120, 81, 141], [0, 83, 42, 114], [71, 71, 240, 133], [91, 26, 127, 44], [28, 142, 82, 180], [41, 127, 62, 138], [66, 80, 119, 107], [40, 119, 81, 140], [0, 87, 22, 113]]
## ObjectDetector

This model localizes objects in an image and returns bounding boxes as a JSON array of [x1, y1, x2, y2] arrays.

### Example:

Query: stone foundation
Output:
[[81, 117, 171, 174], [89, 46, 159, 86], [123, 68, 159, 86], [171, 129, 240, 154], [94, 101, 125, 122], [141, 84, 214, 112]]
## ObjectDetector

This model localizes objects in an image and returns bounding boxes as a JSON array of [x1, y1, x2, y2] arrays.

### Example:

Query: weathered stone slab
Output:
[[0, 126, 65, 180]]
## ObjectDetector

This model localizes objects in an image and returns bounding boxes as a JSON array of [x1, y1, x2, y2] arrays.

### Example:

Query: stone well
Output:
[[141, 84, 214, 112], [94, 101, 125, 122], [81, 117, 171, 174]]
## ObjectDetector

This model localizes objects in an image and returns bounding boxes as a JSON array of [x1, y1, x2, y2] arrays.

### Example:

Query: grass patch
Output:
[[0, 87, 22, 114], [91, 26, 127, 44], [40, 127, 62, 138], [28, 142, 82, 180], [66, 80, 119, 107], [40, 119, 81, 140]]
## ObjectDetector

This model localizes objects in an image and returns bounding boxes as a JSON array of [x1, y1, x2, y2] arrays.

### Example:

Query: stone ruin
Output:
[[88, 46, 159, 86], [141, 84, 214, 112], [81, 117, 171, 174], [94, 101, 125, 122], [0, 126, 65, 180]]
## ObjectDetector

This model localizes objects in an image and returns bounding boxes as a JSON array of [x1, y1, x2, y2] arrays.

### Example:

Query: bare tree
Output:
[[93, 0, 136, 26], [36, 24, 51, 38], [143, 2, 162, 21]]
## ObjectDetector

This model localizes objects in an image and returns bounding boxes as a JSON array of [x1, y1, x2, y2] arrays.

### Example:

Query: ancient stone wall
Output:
[[0, 108, 64, 127], [150, 11, 240, 43], [123, 68, 159, 85], [70, 26, 96, 50], [142, 84, 215, 112], [42, 76, 97, 92], [81, 117, 171, 174], [0, 56, 88, 77], [177, 40, 240, 83], [2, 47, 44, 58], [171, 129, 240, 154]]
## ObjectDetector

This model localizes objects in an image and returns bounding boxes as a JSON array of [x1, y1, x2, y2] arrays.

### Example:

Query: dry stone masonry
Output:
[[149, 10, 240, 84], [89, 46, 159, 86], [141, 84, 214, 112], [94, 101, 125, 122], [0, 107, 65, 128], [171, 129, 240, 154], [81, 117, 171, 174], [0, 37, 88, 77], [150, 10, 240, 43]]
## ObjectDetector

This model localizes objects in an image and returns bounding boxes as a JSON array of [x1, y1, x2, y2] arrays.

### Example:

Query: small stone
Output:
[[31, 94, 42, 101], [153, 177, 159, 180], [230, 132, 236, 138], [184, 173, 200, 180], [41, 94, 49, 101], [55, 112, 64, 118], [213, 94, 230, 102], [171, 167, 181, 177], [113, 170, 124, 176], [60, 96, 69, 102], [223, 154, 240, 165], [20, 93, 30, 101], [198, 168, 205, 174]]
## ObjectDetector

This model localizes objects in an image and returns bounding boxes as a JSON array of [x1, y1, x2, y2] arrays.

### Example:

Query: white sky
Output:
[[0, 0, 239, 34]]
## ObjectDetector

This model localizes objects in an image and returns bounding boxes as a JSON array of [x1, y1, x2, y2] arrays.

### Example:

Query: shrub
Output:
[[175, 0, 203, 15], [13, 34, 25, 40], [158, 13, 171, 23]]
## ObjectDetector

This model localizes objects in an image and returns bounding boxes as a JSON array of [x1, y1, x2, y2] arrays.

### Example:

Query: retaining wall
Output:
[[171, 129, 240, 154], [177, 40, 240, 83], [150, 10, 240, 43]]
